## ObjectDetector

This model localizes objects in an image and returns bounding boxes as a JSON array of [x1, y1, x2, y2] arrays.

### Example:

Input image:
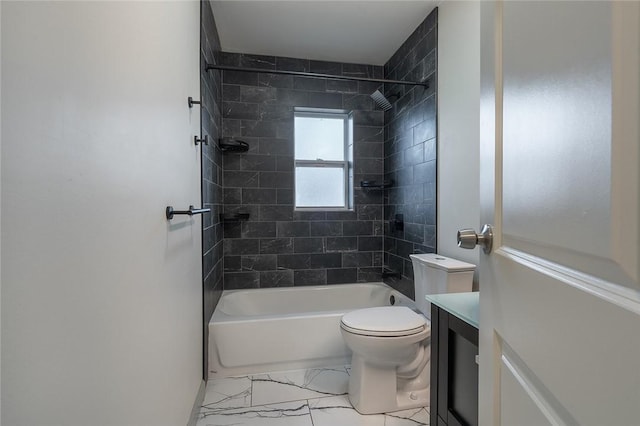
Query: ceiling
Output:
[[209, 1, 439, 66]]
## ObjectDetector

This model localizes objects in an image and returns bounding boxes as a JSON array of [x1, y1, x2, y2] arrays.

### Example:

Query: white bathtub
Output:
[[208, 282, 415, 378]]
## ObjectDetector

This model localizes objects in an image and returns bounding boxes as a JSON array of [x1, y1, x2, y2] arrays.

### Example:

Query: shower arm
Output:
[[205, 63, 429, 88]]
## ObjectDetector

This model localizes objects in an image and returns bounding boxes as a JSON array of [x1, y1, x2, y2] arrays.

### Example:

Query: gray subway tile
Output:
[[310, 221, 343, 237], [224, 71, 259, 86], [404, 223, 425, 244], [327, 268, 358, 284], [293, 211, 326, 221], [242, 188, 276, 204], [222, 84, 241, 101], [260, 171, 293, 189], [343, 221, 373, 236], [342, 252, 373, 268], [240, 54, 276, 69], [413, 160, 435, 184], [357, 267, 382, 283], [343, 94, 374, 111], [326, 237, 358, 252], [326, 80, 358, 94], [275, 89, 309, 106], [259, 205, 294, 221], [259, 73, 293, 89], [276, 57, 310, 72], [310, 253, 342, 269], [223, 188, 242, 204], [241, 86, 277, 103], [358, 236, 383, 251], [222, 101, 260, 120], [293, 76, 326, 92], [224, 238, 260, 256], [307, 92, 342, 109], [277, 221, 310, 237], [223, 256, 242, 271], [260, 270, 294, 287], [258, 138, 293, 156], [309, 60, 341, 75], [241, 120, 277, 137], [278, 254, 311, 269], [223, 222, 241, 239], [242, 254, 277, 271], [294, 269, 327, 286], [294, 237, 325, 254], [357, 205, 383, 221], [225, 272, 260, 289], [223, 171, 259, 188], [241, 221, 276, 238], [276, 189, 294, 205], [241, 154, 277, 172], [259, 238, 293, 254]]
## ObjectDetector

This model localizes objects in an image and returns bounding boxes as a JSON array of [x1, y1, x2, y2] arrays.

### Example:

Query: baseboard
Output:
[[187, 380, 206, 426]]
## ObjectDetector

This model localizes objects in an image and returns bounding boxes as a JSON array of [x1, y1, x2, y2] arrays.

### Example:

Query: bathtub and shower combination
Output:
[[208, 282, 414, 378]]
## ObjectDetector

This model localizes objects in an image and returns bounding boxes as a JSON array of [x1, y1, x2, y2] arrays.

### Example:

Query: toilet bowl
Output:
[[340, 306, 430, 414], [340, 254, 476, 414]]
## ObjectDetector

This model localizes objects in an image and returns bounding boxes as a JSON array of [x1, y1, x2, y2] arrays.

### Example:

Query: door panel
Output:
[[479, 2, 640, 425], [501, 1, 638, 292], [500, 353, 554, 426]]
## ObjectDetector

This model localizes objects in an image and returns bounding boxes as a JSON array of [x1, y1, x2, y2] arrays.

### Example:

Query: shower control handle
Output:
[[457, 224, 494, 254]]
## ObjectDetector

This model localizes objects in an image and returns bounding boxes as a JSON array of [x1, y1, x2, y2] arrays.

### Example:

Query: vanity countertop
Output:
[[425, 292, 479, 329]]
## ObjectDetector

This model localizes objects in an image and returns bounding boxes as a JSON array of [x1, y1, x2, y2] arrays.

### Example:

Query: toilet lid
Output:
[[341, 306, 427, 337]]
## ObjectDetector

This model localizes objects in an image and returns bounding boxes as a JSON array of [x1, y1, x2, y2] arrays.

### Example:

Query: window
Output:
[[294, 109, 353, 210]]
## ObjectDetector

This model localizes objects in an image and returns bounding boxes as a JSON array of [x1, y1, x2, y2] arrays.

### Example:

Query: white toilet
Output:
[[340, 253, 476, 414]]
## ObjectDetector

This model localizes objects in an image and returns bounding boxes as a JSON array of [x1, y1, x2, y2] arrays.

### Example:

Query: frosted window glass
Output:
[[295, 116, 345, 161], [296, 167, 345, 207]]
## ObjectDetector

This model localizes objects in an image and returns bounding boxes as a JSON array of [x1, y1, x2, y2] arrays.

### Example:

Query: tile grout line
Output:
[[250, 375, 254, 407], [307, 399, 316, 426]]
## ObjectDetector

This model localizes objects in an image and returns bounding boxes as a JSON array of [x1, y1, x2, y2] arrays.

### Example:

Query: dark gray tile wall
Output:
[[220, 53, 385, 289], [201, 0, 223, 379], [383, 9, 438, 299]]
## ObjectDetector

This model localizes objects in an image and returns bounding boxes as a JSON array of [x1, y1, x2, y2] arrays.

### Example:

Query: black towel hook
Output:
[[194, 135, 209, 146], [188, 97, 202, 108]]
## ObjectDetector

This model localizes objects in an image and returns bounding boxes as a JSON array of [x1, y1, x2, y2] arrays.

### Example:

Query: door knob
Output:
[[457, 224, 494, 254]]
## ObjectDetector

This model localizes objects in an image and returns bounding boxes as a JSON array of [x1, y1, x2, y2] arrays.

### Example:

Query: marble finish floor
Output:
[[196, 366, 429, 426]]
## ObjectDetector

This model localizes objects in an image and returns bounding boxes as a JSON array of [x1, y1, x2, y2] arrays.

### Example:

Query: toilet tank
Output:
[[409, 254, 476, 318]]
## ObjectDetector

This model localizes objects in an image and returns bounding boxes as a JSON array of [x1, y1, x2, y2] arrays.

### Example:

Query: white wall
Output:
[[1, 2, 202, 425], [437, 1, 481, 284], [0, 2, 3, 421]]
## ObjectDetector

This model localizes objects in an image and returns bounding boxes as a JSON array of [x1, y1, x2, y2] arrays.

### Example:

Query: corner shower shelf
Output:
[[219, 212, 250, 222], [219, 138, 250, 153], [360, 180, 393, 189]]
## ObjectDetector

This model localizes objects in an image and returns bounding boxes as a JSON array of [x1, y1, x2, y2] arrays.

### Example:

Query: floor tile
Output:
[[308, 395, 386, 426], [197, 365, 429, 426], [197, 401, 313, 426], [384, 407, 430, 425], [202, 376, 252, 410], [251, 366, 348, 406]]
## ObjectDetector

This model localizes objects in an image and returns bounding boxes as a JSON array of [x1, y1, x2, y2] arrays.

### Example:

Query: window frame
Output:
[[294, 109, 352, 211]]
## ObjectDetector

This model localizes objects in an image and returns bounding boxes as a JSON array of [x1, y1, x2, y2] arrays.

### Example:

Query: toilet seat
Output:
[[341, 306, 427, 337]]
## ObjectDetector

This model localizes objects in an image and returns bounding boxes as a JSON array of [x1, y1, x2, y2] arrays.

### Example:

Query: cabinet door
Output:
[[446, 315, 478, 426], [432, 307, 479, 426]]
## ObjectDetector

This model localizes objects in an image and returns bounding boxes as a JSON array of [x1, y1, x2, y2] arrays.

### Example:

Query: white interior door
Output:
[[479, 2, 640, 425]]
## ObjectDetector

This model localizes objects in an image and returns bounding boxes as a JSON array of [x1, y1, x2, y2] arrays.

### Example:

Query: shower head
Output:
[[370, 90, 393, 111], [370, 90, 402, 111]]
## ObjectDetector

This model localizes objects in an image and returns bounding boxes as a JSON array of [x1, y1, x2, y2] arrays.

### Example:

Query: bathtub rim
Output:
[[210, 281, 415, 323]]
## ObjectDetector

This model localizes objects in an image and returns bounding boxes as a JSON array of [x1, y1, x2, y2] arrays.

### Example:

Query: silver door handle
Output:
[[457, 224, 494, 254]]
